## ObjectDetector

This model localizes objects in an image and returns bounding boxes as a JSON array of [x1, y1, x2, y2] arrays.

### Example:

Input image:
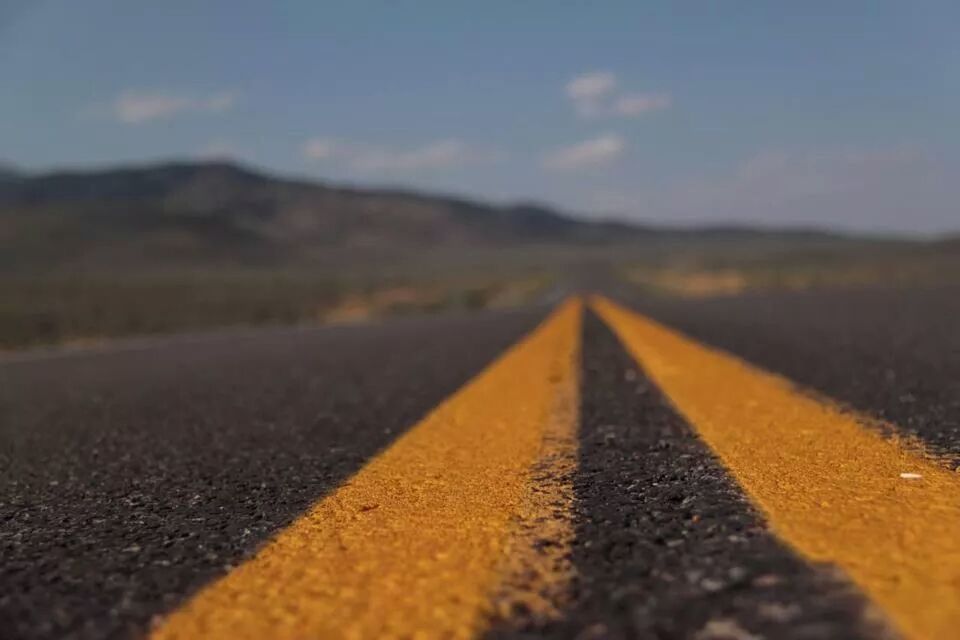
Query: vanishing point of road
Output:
[[2, 285, 959, 639]]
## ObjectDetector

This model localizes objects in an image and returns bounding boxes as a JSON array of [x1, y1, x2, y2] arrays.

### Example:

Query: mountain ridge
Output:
[[0, 160, 871, 271]]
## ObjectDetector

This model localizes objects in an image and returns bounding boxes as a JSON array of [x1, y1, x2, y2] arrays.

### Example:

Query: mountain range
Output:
[[0, 160, 859, 271]]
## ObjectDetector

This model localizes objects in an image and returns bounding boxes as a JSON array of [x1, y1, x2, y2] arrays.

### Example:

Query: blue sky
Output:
[[2, 1, 958, 232]]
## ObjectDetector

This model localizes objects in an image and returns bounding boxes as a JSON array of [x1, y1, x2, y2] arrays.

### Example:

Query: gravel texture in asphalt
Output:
[[490, 312, 892, 639], [3, 284, 953, 639], [0, 310, 545, 639], [628, 285, 960, 466]]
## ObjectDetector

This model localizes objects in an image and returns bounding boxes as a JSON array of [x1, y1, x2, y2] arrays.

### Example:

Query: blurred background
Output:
[[1, 1, 957, 350]]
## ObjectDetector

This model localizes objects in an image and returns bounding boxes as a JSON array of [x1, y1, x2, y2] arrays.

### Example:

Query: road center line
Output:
[[151, 299, 581, 640], [487, 320, 580, 629], [592, 296, 960, 640]]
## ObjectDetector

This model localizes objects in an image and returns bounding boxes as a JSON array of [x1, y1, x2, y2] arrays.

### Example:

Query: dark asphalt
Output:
[[2, 285, 954, 639], [625, 285, 960, 466], [492, 313, 892, 640], [0, 309, 546, 639]]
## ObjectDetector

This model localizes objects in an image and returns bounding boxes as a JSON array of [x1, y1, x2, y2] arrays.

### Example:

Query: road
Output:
[[1, 286, 958, 639]]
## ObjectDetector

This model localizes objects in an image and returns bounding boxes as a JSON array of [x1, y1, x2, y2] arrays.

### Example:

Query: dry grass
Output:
[[0, 271, 551, 351], [624, 243, 960, 298]]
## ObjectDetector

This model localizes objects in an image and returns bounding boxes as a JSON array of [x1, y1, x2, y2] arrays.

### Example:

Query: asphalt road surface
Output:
[[1, 285, 958, 639]]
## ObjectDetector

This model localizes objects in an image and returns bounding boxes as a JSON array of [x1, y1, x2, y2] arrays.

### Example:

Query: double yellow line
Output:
[[154, 299, 582, 639], [153, 297, 960, 640]]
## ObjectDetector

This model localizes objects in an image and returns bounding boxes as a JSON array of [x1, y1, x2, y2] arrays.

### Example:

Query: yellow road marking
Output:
[[152, 299, 582, 640], [489, 332, 579, 627], [593, 296, 960, 640]]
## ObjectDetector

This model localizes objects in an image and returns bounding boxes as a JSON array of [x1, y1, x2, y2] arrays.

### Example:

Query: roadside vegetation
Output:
[[623, 239, 960, 298], [4, 232, 956, 352], [0, 270, 551, 351]]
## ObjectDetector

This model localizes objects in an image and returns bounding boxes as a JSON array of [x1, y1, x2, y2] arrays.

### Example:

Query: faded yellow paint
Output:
[[152, 299, 582, 640], [489, 327, 579, 628], [593, 296, 960, 640]]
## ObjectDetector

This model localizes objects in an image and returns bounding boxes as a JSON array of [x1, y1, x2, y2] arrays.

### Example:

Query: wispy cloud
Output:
[[112, 90, 237, 124], [565, 71, 670, 119], [566, 71, 618, 117], [303, 138, 500, 172], [613, 92, 672, 116], [303, 139, 337, 161], [542, 134, 625, 171]]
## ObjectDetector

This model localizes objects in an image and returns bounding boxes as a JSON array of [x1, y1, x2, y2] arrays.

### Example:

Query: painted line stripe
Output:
[[152, 299, 581, 640], [592, 296, 960, 640], [488, 326, 579, 628]]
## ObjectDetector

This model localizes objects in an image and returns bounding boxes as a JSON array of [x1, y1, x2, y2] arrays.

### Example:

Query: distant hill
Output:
[[0, 162, 21, 183], [0, 160, 853, 271]]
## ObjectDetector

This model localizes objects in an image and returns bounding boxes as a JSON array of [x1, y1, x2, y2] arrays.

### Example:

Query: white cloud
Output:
[[303, 139, 337, 161], [614, 92, 672, 116], [566, 71, 618, 100], [542, 134, 625, 171], [565, 71, 670, 118], [566, 71, 618, 117], [303, 138, 499, 172], [113, 90, 237, 124]]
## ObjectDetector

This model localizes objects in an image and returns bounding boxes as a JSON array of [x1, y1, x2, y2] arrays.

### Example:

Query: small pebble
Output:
[[701, 577, 725, 592]]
